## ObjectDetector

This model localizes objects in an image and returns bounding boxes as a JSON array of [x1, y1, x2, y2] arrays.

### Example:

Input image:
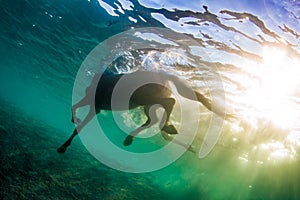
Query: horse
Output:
[[57, 70, 225, 153]]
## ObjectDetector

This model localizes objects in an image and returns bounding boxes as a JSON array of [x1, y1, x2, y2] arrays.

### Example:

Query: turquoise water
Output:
[[1, 0, 300, 199]]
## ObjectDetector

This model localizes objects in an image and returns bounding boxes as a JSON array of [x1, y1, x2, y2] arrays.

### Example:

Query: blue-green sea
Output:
[[1, 0, 300, 199]]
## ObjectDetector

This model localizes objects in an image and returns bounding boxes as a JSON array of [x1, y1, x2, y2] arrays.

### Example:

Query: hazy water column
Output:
[[0, 0, 128, 131]]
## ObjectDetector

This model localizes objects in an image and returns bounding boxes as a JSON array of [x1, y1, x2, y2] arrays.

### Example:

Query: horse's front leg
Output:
[[71, 85, 96, 124], [71, 97, 90, 124], [58, 108, 96, 153], [57, 128, 78, 153]]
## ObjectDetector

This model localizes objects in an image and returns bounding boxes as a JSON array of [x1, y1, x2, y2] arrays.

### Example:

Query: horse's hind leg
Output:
[[158, 98, 178, 135], [123, 98, 177, 146], [123, 105, 159, 146]]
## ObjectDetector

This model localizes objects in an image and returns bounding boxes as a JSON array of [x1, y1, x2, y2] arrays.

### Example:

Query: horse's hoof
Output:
[[162, 125, 178, 135], [57, 146, 67, 153], [123, 135, 134, 146]]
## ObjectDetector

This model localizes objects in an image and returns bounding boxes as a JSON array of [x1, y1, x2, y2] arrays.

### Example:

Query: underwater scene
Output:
[[1, 0, 300, 199]]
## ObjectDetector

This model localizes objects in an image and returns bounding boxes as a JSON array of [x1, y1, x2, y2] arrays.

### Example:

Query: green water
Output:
[[1, 0, 300, 199]]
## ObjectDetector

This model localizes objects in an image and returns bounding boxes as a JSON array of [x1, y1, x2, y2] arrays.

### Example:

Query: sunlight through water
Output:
[[1, 0, 300, 199], [230, 46, 300, 162], [240, 47, 300, 129]]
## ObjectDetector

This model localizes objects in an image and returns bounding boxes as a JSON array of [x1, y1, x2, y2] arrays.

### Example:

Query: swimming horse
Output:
[[57, 70, 227, 153]]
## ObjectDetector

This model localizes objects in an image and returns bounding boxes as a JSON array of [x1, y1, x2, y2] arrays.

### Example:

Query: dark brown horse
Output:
[[57, 71, 223, 153]]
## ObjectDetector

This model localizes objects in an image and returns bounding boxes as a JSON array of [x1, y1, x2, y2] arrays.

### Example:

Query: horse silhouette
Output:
[[57, 70, 226, 153]]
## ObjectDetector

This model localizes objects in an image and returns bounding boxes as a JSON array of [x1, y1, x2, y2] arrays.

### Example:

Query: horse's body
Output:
[[94, 73, 173, 110], [57, 71, 221, 153]]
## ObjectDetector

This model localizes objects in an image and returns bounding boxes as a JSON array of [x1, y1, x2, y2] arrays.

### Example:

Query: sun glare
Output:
[[240, 47, 300, 129], [233, 47, 300, 162]]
